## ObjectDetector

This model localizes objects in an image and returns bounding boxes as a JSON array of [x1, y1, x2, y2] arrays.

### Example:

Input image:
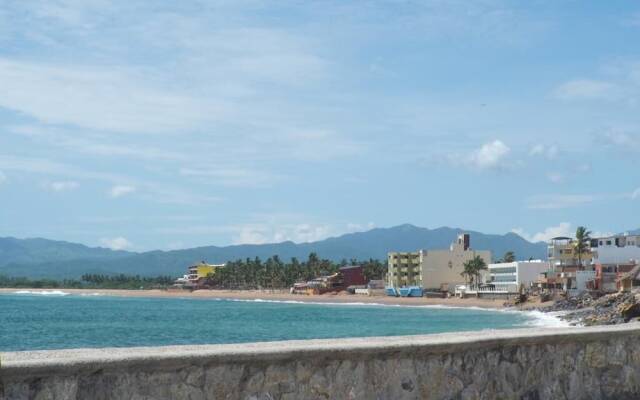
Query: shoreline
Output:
[[0, 287, 552, 310]]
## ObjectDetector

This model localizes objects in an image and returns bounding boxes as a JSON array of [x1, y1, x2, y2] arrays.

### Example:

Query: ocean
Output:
[[0, 291, 559, 351]]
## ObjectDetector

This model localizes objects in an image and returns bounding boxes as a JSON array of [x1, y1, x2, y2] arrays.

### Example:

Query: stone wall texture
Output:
[[2, 324, 640, 400]]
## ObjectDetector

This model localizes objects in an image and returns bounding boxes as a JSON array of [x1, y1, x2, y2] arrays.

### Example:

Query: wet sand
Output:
[[0, 288, 550, 310]]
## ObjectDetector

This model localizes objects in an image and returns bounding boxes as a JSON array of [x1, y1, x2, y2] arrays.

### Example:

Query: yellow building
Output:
[[187, 261, 224, 283], [387, 251, 422, 288]]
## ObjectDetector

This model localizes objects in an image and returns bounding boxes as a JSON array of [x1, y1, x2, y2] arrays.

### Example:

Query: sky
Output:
[[0, 1, 639, 251]]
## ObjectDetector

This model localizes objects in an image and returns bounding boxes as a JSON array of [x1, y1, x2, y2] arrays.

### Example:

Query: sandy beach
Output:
[[0, 288, 550, 310]]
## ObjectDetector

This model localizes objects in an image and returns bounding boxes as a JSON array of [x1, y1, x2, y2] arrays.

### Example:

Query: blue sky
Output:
[[0, 1, 639, 251]]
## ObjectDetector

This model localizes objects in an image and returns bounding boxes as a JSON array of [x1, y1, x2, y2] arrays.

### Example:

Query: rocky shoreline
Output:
[[539, 290, 640, 326]]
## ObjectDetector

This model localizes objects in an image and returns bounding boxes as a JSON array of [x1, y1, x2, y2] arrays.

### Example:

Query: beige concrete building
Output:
[[387, 234, 492, 290]]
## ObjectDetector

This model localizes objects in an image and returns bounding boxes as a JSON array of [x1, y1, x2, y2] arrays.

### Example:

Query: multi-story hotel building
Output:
[[387, 234, 492, 291]]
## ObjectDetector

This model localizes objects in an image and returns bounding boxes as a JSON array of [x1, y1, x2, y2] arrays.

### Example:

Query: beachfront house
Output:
[[173, 261, 225, 288], [484, 260, 549, 293], [538, 237, 596, 294], [387, 234, 492, 292], [590, 233, 640, 292]]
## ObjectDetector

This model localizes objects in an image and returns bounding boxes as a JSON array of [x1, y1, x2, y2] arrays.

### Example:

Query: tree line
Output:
[[0, 254, 387, 290], [0, 274, 174, 290], [205, 253, 387, 290]]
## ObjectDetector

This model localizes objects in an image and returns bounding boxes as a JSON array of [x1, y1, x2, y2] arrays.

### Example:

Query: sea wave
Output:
[[520, 310, 572, 328], [13, 290, 71, 296], [213, 297, 570, 327]]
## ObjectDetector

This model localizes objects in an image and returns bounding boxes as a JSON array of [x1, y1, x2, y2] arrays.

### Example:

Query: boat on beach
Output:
[[399, 286, 423, 297], [385, 286, 398, 296]]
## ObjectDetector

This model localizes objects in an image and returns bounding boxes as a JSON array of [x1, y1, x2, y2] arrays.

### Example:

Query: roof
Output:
[[339, 265, 362, 271]]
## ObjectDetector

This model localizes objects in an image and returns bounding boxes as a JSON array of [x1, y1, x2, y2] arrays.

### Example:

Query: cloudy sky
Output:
[[1, 1, 639, 251]]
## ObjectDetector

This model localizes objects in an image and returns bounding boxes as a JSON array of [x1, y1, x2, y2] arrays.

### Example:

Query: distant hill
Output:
[[0, 237, 131, 267], [0, 224, 547, 279]]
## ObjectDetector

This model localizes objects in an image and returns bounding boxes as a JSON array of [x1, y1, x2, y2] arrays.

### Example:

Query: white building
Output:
[[591, 234, 640, 266], [485, 260, 549, 293]]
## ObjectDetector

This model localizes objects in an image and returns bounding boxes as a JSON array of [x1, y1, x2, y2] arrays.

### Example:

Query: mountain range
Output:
[[0, 224, 549, 279]]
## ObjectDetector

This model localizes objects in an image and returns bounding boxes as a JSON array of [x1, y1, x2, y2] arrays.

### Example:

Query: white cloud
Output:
[[0, 58, 227, 134], [44, 180, 79, 192], [179, 167, 283, 188], [100, 236, 133, 251], [470, 140, 511, 169], [546, 173, 565, 184], [632, 188, 640, 200], [233, 223, 333, 245], [529, 144, 558, 159], [346, 222, 376, 233], [598, 129, 640, 152], [554, 79, 618, 101], [525, 194, 596, 210], [109, 185, 136, 198], [512, 222, 573, 243], [11, 125, 187, 161], [0, 171, 6, 184]]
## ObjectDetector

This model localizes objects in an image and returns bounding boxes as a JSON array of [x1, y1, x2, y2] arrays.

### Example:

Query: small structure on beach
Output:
[[339, 265, 367, 287], [290, 265, 368, 295]]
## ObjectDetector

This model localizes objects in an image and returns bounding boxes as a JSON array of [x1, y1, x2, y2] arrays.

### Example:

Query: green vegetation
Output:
[[0, 274, 174, 289], [574, 226, 591, 268], [460, 255, 488, 286], [206, 253, 387, 289], [0, 254, 386, 290], [503, 251, 516, 263]]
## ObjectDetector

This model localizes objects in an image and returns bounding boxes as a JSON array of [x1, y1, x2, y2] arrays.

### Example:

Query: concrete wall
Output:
[[3, 325, 640, 400]]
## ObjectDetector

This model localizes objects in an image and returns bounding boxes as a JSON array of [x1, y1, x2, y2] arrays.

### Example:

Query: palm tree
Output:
[[461, 255, 488, 287], [503, 251, 516, 263], [574, 226, 591, 269]]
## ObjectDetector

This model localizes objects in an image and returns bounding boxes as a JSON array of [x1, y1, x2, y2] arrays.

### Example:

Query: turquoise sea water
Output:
[[1, 292, 546, 351]]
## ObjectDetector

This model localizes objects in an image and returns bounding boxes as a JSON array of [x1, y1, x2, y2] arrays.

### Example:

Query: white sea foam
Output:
[[13, 290, 70, 296], [216, 297, 570, 328], [520, 310, 572, 328]]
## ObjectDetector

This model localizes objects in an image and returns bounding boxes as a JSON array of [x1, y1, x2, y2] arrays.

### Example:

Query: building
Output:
[[538, 236, 595, 293], [387, 251, 421, 288], [485, 260, 549, 293], [339, 265, 367, 287], [387, 234, 492, 291], [618, 265, 640, 292], [547, 237, 592, 269], [590, 233, 640, 292], [591, 234, 640, 265], [186, 261, 225, 285], [593, 263, 636, 292]]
